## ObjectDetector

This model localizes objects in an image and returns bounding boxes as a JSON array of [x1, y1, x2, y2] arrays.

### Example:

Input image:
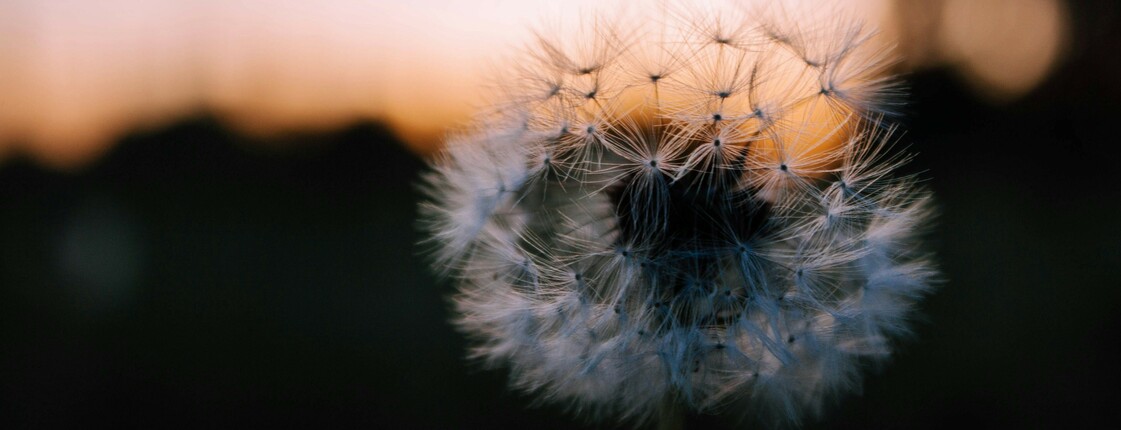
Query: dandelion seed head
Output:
[[420, 0, 936, 426]]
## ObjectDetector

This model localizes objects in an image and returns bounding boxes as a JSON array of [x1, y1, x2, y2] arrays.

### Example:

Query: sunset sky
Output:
[[0, 0, 1067, 169]]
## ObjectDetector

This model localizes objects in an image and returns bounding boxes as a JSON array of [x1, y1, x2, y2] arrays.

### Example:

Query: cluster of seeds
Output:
[[421, 3, 936, 425]]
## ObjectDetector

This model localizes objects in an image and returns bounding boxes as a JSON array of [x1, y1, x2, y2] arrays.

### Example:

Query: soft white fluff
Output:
[[420, 1, 936, 427]]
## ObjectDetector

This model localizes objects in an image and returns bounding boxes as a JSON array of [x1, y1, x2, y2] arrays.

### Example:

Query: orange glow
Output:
[[750, 99, 852, 176], [887, 0, 1069, 103], [939, 0, 1068, 102], [0, 0, 1065, 170], [0, 0, 590, 168]]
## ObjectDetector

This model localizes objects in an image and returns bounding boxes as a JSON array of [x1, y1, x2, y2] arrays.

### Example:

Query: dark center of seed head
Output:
[[603, 140, 776, 290]]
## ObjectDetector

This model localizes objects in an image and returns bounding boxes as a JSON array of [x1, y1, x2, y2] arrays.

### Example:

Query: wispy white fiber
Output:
[[420, 1, 937, 426]]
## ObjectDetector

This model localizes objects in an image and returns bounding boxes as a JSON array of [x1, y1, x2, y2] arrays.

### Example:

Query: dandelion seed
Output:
[[420, 1, 936, 427]]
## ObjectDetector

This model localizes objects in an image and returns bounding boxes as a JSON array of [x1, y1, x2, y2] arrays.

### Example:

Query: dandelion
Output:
[[419, 1, 936, 427]]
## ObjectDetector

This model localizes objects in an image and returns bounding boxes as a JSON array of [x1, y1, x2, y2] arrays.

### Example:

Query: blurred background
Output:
[[1, 0, 1118, 428]]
